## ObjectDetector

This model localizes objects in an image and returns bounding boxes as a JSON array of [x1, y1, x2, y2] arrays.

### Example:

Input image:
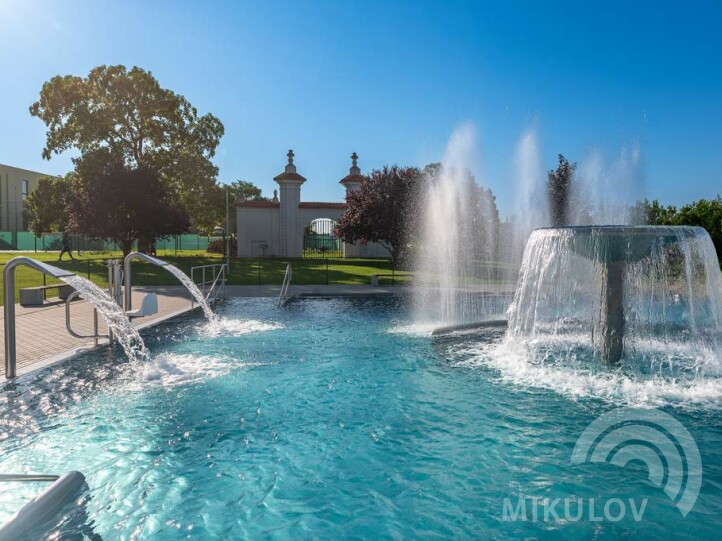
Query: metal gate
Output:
[[303, 218, 343, 258]]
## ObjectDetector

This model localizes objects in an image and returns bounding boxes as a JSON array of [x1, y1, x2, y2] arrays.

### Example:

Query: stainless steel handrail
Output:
[[204, 267, 226, 303], [278, 264, 292, 307], [0, 474, 60, 482], [190, 263, 227, 304], [123, 252, 169, 311], [107, 260, 123, 344], [3, 257, 76, 379], [65, 292, 102, 346]]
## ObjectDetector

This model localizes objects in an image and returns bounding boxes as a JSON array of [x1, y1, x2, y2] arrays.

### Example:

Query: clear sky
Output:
[[1, 0, 720, 215]]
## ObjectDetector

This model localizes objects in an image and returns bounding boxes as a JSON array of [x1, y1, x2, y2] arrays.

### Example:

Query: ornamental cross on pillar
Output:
[[284, 149, 298, 173], [349, 152, 361, 176]]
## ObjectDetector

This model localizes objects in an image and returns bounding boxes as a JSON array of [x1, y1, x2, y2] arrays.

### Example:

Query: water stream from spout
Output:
[[162, 264, 217, 322], [62, 275, 149, 362]]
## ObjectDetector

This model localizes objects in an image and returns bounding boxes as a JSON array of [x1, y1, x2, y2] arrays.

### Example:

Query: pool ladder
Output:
[[190, 263, 228, 305]]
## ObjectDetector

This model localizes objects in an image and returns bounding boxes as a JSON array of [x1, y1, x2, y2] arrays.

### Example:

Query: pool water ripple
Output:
[[0, 297, 721, 539]]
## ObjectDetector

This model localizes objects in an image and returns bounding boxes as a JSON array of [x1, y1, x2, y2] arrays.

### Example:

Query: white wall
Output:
[[236, 207, 280, 257], [354, 240, 391, 258], [236, 204, 392, 259]]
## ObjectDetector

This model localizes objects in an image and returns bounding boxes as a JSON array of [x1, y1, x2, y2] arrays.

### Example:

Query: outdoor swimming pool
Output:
[[1, 296, 722, 539]]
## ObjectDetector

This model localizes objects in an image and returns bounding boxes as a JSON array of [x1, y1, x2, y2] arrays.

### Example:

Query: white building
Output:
[[236, 150, 390, 258], [0, 163, 56, 231]]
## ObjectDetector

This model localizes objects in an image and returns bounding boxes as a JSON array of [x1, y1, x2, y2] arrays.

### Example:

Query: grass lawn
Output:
[[0, 251, 411, 303]]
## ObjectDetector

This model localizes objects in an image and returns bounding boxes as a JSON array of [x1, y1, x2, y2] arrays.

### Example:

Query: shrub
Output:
[[206, 239, 225, 254]]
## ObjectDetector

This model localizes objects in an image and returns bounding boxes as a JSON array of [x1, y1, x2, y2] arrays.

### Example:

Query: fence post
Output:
[[258, 258, 261, 286], [326, 258, 329, 285]]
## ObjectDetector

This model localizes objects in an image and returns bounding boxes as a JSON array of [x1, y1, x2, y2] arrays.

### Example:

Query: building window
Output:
[[21, 180, 29, 200]]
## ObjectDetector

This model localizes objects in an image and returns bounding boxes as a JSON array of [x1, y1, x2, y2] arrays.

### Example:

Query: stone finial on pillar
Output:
[[280, 149, 303, 177], [340, 151, 364, 192], [274, 149, 306, 183], [350, 152, 360, 175]]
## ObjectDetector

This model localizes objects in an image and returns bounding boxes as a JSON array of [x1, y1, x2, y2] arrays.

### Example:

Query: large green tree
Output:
[[29, 65, 224, 230], [224, 179, 268, 235], [631, 197, 722, 255], [229, 180, 265, 202], [629, 199, 678, 226], [675, 198, 722, 254], [26, 175, 73, 236]]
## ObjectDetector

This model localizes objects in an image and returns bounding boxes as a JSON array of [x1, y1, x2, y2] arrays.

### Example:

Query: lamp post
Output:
[[225, 187, 230, 270]]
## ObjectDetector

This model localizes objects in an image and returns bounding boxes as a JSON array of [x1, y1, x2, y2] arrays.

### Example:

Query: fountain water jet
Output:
[[413, 124, 509, 325], [570, 146, 644, 226], [509, 128, 548, 269]]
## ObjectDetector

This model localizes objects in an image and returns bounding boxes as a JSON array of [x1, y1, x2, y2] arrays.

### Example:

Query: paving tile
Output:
[[0, 288, 195, 375]]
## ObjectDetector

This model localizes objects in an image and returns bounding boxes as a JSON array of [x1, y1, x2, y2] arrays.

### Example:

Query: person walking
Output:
[[58, 231, 75, 261]]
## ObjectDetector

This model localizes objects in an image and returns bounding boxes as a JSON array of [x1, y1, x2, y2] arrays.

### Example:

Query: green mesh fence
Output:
[[0, 232, 221, 252]]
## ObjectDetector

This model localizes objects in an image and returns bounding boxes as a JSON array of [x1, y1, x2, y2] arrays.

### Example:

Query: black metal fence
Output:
[[0, 254, 409, 306], [234, 257, 409, 286]]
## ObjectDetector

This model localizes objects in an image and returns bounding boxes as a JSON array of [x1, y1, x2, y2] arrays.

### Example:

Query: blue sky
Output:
[[1, 0, 720, 215]]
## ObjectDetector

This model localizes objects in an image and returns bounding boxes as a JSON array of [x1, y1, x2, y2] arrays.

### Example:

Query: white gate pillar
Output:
[[274, 149, 306, 258], [339, 152, 365, 258]]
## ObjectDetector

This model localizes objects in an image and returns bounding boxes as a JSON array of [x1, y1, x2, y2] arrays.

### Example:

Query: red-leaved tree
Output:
[[68, 160, 190, 256], [335, 165, 422, 266]]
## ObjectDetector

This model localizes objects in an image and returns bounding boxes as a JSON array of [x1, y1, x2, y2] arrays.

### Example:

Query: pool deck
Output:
[[1, 283, 514, 378], [1, 287, 196, 378]]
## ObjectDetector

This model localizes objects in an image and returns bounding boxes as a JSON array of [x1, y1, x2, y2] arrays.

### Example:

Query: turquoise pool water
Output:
[[1, 296, 722, 539]]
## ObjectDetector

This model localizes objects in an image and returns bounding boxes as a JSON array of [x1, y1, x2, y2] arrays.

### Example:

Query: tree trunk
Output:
[[119, 238, 135, 258], [138, 236, 151, 254]]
